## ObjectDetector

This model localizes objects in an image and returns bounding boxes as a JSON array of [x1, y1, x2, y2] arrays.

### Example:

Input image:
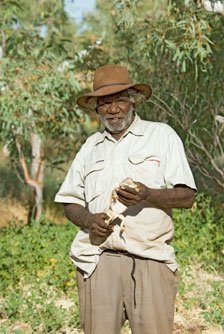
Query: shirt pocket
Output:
[[128, 155, 163, 186], [84, 160, 106, 203]]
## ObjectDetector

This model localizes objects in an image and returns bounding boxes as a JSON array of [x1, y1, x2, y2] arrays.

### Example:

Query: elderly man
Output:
[[55, 64, 196, 334]]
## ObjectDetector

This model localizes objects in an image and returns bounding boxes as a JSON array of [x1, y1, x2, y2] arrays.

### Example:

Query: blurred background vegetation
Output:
[[0, 0, 223, 333]]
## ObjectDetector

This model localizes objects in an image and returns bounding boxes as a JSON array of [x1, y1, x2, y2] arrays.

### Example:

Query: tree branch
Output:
[[11, 125, 41, 189]]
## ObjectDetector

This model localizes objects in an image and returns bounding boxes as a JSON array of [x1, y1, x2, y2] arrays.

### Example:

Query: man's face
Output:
[[97, 92, 134, 136]]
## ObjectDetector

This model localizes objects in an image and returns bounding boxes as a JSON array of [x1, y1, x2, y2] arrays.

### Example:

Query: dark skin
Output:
[[64, 204, 114, 238], [64, 92, 196, 238], [116, 182, 195, 209], [64, 185, 195, 239]]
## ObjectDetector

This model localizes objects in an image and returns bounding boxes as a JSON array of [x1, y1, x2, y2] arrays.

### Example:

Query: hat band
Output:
[[94, 82, 132, 91]]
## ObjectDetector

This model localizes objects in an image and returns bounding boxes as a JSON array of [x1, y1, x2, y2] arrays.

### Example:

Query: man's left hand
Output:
[[116, 182, 149, 207]]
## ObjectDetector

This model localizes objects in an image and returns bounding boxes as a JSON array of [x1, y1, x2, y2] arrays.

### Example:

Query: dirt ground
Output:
[[0, 198, 223, 334], [0, 197, 28, 228]]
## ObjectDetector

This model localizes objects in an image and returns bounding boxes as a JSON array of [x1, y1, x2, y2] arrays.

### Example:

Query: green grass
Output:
[[0, 219, 80, 333], [0, 194, 223, 333], [203, 280, 224, 327], [173, 193, 224, 271]]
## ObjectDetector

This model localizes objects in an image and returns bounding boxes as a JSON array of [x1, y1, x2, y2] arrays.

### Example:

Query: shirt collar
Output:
[[95, 114, 144, 146]]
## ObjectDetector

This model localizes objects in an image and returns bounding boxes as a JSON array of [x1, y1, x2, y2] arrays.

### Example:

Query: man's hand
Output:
[[116, 183, 196, 209], [116, 182, 149, 207], [87, 212, 114, 237], [64, 203, 115, 235]]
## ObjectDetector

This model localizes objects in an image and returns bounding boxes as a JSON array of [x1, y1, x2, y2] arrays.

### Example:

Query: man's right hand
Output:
[[87, 212, 113, 237]]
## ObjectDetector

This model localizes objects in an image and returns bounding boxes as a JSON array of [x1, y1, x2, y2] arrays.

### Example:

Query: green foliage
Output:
[[173, 193, 224, 269], [0, 193, 223, 331], [173, 193, 224, 327], [0, 0, 77, 59], [0, 0, 90, 218], [0, 219, 77, 291], [0, 158, 27, 200], [84, 0, 224, 193], [203, 280, 224, 327], [0, 58, 83, 156], [0, 220, 81, 332], [0, 1, 223, 330]]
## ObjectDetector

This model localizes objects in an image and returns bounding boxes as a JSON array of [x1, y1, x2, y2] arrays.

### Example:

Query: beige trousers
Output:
[[76, 251, 179, 334]]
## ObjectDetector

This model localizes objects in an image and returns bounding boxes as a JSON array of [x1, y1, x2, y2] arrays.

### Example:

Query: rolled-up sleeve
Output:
[[54, 150, 85, 207], [164, 131, 197, 190]]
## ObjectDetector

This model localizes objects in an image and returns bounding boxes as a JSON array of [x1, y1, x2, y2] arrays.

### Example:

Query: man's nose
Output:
[[108, 102, 119, 114]]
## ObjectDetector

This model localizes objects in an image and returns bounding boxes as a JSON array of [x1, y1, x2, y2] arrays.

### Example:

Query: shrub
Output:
[[0, 219, 81, 332], [173, 193, 224, 270], [0, 193, 223, 332]]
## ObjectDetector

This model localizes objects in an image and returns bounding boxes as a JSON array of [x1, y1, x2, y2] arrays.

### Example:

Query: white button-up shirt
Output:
[[55, 115, 196, 278]]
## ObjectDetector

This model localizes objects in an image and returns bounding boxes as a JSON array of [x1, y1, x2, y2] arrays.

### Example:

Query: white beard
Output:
[[100, 106, 134, 134]]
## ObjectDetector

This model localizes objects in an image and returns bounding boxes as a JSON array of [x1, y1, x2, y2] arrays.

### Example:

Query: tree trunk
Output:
[[30, 132, 44, 221], [12, 117, 44, 222]]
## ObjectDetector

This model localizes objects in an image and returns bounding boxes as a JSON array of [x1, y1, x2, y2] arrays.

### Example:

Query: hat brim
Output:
[[76, 83, 152, 110]]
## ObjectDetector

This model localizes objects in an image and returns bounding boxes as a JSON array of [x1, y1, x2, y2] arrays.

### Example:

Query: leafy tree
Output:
[[1, 0, 223, 222], [0, 0, 86, 220], [82, 0, 224, 193]]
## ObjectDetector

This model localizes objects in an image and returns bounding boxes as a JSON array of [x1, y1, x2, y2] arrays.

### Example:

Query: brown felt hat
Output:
[[76, 64, 152, 110]]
